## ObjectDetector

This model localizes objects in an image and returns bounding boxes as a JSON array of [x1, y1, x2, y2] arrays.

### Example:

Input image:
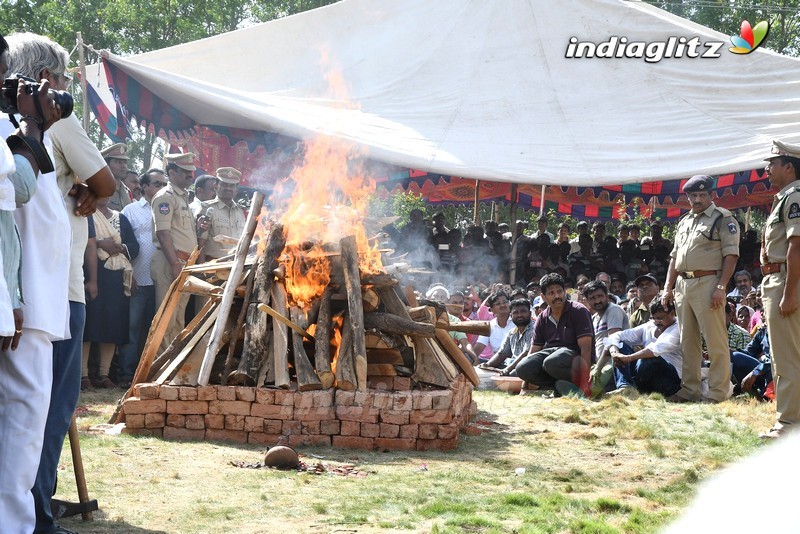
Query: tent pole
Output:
[[473, 180, 480, 226], [745, 206, 751, 232], [76, 32, 89, 132], [539, 184, 546, 216], [509, 184, 518, 286]]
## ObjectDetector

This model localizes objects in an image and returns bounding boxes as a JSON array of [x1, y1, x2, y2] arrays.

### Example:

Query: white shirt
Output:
[[477, 317, 515, 359], [608, 321, 683, 378], [122, 197, 157, 286], [0, 140, 17, 335]]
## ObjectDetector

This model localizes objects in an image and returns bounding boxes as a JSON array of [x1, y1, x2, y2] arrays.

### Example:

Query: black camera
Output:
[[0, 73, 73, 119]]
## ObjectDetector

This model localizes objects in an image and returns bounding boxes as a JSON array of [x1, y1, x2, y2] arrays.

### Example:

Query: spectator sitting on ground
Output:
[[472, 290, 514, 363], [569, 220, 589, 253], [511, 273, 594, 395], [583, 280, 630, 365], [731, 321, 771, 399], [480, 298, 536, 372], [532, 296, 545, 317], [609, 274, 626, 300], [630, 273, 660, 327]]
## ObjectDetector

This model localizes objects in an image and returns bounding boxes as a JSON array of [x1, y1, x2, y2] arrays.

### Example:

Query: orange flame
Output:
[[330, 314, 344, 375]]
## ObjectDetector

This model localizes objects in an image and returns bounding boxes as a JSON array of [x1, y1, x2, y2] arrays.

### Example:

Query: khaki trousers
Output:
[[674, 276, 730, 402], [151, 250, 190, 353], [763, 271, 800, 428]]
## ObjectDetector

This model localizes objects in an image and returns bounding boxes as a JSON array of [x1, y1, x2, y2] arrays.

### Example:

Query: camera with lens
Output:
[[0, 73, 73, 118]]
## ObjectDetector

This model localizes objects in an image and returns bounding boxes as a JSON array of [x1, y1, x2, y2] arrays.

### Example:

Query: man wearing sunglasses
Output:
[[118, 169, 167, 388]]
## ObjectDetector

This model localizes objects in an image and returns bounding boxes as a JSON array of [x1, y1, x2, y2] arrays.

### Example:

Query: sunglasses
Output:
[[150, 181, 167, 188]]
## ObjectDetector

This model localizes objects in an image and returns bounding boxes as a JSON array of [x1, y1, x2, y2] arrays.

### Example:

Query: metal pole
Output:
[[539, 184, 546, 216]]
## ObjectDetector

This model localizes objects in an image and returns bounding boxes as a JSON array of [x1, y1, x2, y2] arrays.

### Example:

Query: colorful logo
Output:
[[729, 20, 770, 54]]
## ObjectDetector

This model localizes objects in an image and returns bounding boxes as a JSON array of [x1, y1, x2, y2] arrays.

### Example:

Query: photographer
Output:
[[0, 32, 69, 533], [3, 32, 116, 534]]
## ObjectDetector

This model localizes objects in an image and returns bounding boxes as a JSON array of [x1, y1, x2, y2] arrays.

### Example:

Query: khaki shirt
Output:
[[152, 183, 197, 254], [764, 179, 800, 264], [670, 203, 739, 271], [108, 179, 133, 212], [199, 198, 246, 258]]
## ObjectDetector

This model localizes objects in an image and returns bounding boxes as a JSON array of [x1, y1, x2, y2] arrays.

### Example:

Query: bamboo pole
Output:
[[197, 192, 263, 386]]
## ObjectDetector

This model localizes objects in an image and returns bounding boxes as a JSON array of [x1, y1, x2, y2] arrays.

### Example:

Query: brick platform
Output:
[[122, 375, 476, 451]]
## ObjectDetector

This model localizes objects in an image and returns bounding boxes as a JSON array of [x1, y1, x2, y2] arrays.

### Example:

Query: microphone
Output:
[[204, 207, 214, 220]]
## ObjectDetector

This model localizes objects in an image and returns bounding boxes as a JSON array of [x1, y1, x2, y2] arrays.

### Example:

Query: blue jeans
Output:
[[117, 284, 156, 382], [32, 301, 85, 533], [613, 344, 681, 396], [731, 350, 768, 395]]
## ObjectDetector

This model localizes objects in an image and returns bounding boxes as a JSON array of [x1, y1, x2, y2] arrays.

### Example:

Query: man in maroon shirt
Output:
[[514, 273, 595, 394]]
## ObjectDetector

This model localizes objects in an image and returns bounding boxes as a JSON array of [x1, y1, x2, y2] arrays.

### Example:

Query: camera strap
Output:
[[6, 129, 55, 175]]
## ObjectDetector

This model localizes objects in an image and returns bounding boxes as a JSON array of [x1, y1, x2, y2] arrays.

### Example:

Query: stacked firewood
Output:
[[112, 193, 481, 423]]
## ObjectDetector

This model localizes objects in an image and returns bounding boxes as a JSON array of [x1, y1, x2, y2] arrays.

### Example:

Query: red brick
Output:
[[375, 438, 416, 451], [340, 421, 360, 436], [430, 391, 453, 410], [166, 414, 185, 428], [216, 386, 237, 401], [255, 389, 275, 405], [131, 384, 141, 397], [163, 427, 205, 441], [334, 390, 355, 406], [301, 421, 321, 435], [393, 377, 412, 391], [335, 406, 379, 423], [282, 420, 301, 435], [159, 386, 179, 400], [273, 390, 294, 406], [123, 398, 166, 415], [411, 393, 433, 410], [418, 424, 438, 440], [371, 392, 393, 409], [122, 427, 162, 437], [244, 416, 265, 432], [312, 390, 335, 407], [438, 424, 458, 440], [368, 376, 393, 391], [392, 393, 413, 411], [138, 383, 160, 400], [251, 404, 293, 420], [353, 392, 372, 407], [235, 387, 256, 402], [416, 438, 458, 451], [125, 414, 145, 428], [410, 409, 453, 425], [399, 424, 419, 439], [248, 433, 284, 445], [167, 400, 209, 415], [293, 392, 314, 408], [360, 423, 380, 438], [145, 413, 165, 428], [185, 415, 205, 430], [196, 386, 217, 401], [289, 434, 331, 448], [380, 423, 400, 438], [294, 407, 335, 422], [208, 400, 251, 416], [332, 436, 374, 450], [204, 414, 225, 429], [178, 386, 198, 400], [263, 419, 283, 434], [320, 420, 341, 435], [205, 428, 247, 444], [380, 410, 410, 425], [225, 415, 246, 430]]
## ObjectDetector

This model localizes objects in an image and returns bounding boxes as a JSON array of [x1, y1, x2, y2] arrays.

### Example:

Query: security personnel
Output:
[[100, 142, 133, 211], [151, 152, 197, 350], [760, 140, 800, 439], [198, 167, 246, 260], [662, 175, 739, 403]]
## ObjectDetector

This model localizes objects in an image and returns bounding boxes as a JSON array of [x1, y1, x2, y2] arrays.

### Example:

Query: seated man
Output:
[[511, 273, 594, 394], [479, 298, 534, 371], [472, 290, 514, 362], [731, 321, 771, 399], [598, 296, 682, 398]]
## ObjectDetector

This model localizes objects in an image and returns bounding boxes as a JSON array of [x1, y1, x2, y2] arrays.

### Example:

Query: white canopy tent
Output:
[[91, 0, 800, 186]]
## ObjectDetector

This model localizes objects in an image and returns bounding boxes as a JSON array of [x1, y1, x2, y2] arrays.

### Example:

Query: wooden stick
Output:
[[182, 275, 223, 297], [198, 191, 264, 386], [68, 416, 93, 521], [340, 235, 367, 391], [271, 282, 291, 389], [290, 307, 322, 391], [314, 287, 335, 389], [221, 267, 255, 384], [435, 328, 481, 387], [258, 303, 314, 341], [441, 320, 491, 336], [363, 312, 436, 337], [155, 306, 221, 384]]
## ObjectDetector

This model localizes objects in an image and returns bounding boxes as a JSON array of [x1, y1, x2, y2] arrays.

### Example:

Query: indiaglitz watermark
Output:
[[565, 36, 723, 63]]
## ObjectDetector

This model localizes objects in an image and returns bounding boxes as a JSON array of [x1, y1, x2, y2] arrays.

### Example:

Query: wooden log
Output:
[[171, 315, 236, 386], [258, 303, 314, 341], [435, 329, 481, 387], [154, 306, 220, 384], [404, 285, 418, 306], [111, 248, 200, 423], [197, 191, 264, 386], [290, 307, 322, 391], [335, 310, 357, 391], [314, 287, 335, 389], [363, 312, 436, 337], [446, 303, 464, 316], [182, 276, 223, 297], [361, 272, 398, 288], [271, 282, 291, 389], [365, 332, 398, 349], [441, 320, 491, 336], [367, 348, 403, 365], [340, 235, 367, 391], [362, 287, 380, 313], [221, 267, 256, 384], [408, 306, 436, 324], [238, 223, 286, 386], [367, 364, 397, 376]]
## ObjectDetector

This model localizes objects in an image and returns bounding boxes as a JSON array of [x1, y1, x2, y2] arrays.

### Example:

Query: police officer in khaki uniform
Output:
[[151, 152, 198, 350], [662, 175, 739, 403], [198, 167, 246, 260], [760, 140, 800, 439], [100, 142, 133, 211]]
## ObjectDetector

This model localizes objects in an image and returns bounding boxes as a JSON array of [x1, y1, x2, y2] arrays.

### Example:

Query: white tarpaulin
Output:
[[95, 0, 800, 186]]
